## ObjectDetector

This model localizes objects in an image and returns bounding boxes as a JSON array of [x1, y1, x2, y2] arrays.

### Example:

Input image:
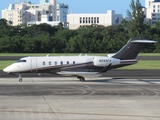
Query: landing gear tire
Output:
[[18, 73, 23, 82], [77, 76, 85, 82], [19, 78, 23, 82]]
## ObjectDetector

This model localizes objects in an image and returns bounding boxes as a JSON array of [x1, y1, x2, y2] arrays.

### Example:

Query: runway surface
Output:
[[0, 77, 160, 120]]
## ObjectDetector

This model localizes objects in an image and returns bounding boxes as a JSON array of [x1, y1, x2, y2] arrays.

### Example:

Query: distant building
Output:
[[145, 0, 160, 25], [27, 14, 69, 28], [40, 0, 49, 4], [2, 0, 68, 26], [67, 10, 123, 30], [56, 3, 68, 22], [4, 0, 160, 28]]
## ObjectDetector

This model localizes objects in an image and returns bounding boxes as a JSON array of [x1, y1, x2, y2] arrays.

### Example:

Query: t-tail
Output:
[[112, 38, 156, 60]]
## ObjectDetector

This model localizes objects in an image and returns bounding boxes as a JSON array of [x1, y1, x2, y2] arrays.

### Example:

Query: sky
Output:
[[0, 0, 145, 18]]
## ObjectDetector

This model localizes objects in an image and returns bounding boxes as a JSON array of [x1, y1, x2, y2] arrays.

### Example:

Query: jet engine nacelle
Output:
[[93, 57, 120, 67]]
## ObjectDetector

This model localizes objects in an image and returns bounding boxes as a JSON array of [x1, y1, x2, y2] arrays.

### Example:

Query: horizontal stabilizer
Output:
[[131, 40, 156, 44]]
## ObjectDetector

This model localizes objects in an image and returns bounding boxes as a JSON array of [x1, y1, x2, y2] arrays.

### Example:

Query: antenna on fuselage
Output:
[[46, 54, 49, 57], [79, 53, 82, 56], [38, 73, 41, 76]]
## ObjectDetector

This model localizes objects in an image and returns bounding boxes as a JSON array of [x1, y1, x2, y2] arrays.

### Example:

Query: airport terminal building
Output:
[[67, 10, 123, 29]]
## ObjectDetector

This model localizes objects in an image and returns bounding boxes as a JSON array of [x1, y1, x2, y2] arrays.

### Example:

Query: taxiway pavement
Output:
[[0, 77, 160, 120]]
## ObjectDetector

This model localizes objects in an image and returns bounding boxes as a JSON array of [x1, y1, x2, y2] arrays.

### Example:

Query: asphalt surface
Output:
[[0, 77, 160, 120], [0, 78, 160, 96]]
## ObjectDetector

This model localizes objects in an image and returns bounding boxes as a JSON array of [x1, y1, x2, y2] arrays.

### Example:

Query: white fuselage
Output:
[[3, 56, 137, 77], [3, 56, 127, 73]]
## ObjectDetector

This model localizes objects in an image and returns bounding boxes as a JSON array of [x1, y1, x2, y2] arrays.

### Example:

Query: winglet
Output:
[[79, 53, 82, 56]]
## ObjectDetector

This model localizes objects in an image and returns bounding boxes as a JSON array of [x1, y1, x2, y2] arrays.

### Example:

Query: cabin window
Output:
[[43, 62, 45, 66], [61, 61, 63, 65], [73, 61, 75, 65], [49, 61, 51, 65], [67, 61, 69, 64], [22, 60, 26, 62], [16, 60, 26, 63], [55, 61, 57, 65]]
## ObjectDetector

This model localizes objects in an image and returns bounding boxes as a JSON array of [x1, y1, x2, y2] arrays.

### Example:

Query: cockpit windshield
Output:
[[16, 59, 27, 63]]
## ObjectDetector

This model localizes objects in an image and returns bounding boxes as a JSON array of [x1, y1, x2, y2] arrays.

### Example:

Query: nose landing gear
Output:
[[19, 78, 23, 82], [18, 73, 23, 82]]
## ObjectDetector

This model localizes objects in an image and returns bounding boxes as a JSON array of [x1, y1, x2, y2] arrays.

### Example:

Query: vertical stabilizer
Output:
[[112, 38, 156, 60]]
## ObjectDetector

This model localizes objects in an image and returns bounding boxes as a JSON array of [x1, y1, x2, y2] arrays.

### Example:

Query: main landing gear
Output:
[[18, 73, 23, 82], [77, 76, 85, 82]]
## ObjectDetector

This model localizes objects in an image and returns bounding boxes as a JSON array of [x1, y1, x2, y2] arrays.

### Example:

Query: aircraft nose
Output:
[[3, 67, 9, 73]]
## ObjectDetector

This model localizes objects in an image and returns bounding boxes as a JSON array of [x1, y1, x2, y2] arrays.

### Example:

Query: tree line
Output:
[[0, 0, 159, 53]]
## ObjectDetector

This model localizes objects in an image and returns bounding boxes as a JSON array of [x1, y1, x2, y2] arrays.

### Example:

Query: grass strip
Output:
[[0, 61, 15, 70], [118, 60, 160, 70]]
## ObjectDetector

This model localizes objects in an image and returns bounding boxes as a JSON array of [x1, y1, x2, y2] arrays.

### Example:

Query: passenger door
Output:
[[31, 58, 37, 72]]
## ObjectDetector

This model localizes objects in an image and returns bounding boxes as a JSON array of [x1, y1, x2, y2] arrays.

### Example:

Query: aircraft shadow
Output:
[[85, 78, 131, 84], [85, 78, 160, 84]]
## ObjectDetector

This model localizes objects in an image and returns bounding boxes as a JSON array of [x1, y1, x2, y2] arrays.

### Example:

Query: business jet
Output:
[[3, 38, 156, 82]]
